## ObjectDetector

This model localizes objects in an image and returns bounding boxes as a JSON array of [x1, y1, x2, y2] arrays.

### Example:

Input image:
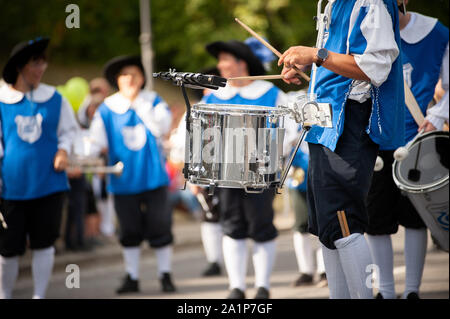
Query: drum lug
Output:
[[208, 183, 216, 196], [243, 185, 265, 194]]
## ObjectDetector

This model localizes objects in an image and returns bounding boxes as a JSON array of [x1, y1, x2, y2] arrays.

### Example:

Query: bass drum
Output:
[[393, 130, 449, 252]]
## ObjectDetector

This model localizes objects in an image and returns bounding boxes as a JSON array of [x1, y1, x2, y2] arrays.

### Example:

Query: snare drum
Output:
[[186, 103, 289, 192], [393, 131, 449, 252]]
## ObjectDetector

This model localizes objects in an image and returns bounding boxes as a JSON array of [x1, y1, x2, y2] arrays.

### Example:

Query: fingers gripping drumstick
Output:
[[235, 18, 311, 82]]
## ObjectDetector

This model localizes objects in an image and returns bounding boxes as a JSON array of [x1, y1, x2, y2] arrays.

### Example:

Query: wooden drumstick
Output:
[[235, 18, 311, 82], [0, 211, 7, 229], [337, 210, 350, 237], [228, 75, 285, 81]]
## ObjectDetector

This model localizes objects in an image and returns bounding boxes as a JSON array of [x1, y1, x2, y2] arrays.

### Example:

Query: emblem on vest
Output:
[[121, 123, 147, 151], [15, 113, 43, 144], [403, 63, 414, 88]]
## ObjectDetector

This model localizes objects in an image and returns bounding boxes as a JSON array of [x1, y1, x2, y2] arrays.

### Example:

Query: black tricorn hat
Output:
[[104, 55, 146, 89], [2, 36, 50, 84], [206, 40, 266, 76]]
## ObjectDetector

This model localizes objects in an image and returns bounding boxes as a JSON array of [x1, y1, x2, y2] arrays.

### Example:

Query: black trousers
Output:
[[307, 99, 379, 249], [366, 150, 426, 235], [218, 188, 277, 242], [114, 187, 173, 248], [65, 177, 87, 248], [0, 192, 65, 257]]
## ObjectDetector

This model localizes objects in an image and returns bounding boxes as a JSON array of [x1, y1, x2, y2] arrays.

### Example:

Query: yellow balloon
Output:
[[63, 77, 89, 112]]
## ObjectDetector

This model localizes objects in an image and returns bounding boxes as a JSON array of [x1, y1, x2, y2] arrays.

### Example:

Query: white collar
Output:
[[401, 12, 438, 44], [209, 80, 274, 100], [104, 90, 156, 114], [0, 83, 56, 104]]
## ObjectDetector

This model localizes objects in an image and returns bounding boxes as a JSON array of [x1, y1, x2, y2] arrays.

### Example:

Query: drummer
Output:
[[201, 38, 290, 299], [366, 0, 449, 299], [0, 37, 78, 299], [279, 0, 404, 298], [88, 56, 176, 294]]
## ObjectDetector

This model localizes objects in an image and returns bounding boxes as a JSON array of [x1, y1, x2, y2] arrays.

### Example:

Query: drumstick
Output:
[[337, 210, 350, 237], [0, 211, 7, 229], [235, 18, 311, 82], [228, 75, 285, 81]]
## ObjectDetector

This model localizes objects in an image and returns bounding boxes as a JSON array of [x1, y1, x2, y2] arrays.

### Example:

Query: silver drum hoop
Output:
[[393, 131, 449, 194], [192, 103, 289, 117]]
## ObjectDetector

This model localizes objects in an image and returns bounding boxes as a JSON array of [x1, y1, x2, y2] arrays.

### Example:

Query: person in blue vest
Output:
[[202, 39, 289, 299], [366, 0, 449, 299], [279, 0, 404, 298], [0, 37, 78, 299], [286, 125, 327, 288], [88, 55, 176, 294]]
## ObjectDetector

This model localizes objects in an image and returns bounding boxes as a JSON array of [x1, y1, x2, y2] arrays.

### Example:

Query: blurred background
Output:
[[1, 0, 448, 104]]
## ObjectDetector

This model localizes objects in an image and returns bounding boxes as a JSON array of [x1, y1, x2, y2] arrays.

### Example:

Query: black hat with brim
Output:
[[206, 40, 266, 76], [104, 55, 146, 89], [2, 37, 50, 84]]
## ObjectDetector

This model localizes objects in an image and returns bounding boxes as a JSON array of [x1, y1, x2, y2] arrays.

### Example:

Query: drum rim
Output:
[[193, 103, 289, 115], [392, 130, 449, 193]]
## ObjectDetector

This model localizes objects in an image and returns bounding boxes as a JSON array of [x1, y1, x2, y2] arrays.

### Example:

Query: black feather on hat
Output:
[[206, 40, 266, 76], [2, 36, 50, 84], [103, 55, 146, 89]]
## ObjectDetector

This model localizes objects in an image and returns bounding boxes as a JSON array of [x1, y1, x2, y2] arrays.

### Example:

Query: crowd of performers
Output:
[[0, 0, 448, 299]]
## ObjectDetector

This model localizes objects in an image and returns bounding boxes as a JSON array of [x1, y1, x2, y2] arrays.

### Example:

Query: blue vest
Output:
[[402, 22, 449, 143], [204, 85, 280, 106], [98, 102, 169, 195], [0, 91, 69, 200], [306, 0, 405, 151]]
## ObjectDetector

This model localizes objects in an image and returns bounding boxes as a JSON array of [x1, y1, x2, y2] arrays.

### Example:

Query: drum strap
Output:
[[404, 80, 425, 126]]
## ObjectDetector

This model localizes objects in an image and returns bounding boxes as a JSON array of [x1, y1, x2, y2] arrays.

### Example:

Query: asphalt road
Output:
[[12, 221, 449, 300]]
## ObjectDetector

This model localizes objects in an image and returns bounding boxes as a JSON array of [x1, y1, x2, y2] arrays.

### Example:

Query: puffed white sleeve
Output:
[[349, 0, 400, 87], [168, 112, 187, 163], [426, 43, 449, 129], [88, 110, 108, 157], [135, 95, 172, 139], [276, 90, 301, 157], [57, 96, 80, 154]]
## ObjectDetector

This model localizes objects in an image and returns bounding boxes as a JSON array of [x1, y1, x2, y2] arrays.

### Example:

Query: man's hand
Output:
[[53, 149, 69, 172], [278, 46, 317, 85], [188, 184, 202, 196], [418, 119, 437, 133]]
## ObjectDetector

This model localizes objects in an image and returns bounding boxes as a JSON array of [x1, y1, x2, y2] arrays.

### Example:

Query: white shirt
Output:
[[323, 0, 400, 103]]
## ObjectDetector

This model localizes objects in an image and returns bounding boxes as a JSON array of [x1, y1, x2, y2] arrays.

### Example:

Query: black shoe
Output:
[[406, 292, 420, 299], [160, 273, 176, 292], [227, 288, 245, 299], [375, 292, 384, 299], [116, 274, 139, 294], [202, 262, 221, 277], [292, 273, 314, 287], [316, 273, 328, 288], [254, 287, 270, 299]]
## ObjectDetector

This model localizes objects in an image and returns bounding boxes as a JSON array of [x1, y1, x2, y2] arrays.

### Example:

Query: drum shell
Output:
[[393, 131, 449, 252], [187, 104, 287, 190], [402, 182, 449, 252]]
